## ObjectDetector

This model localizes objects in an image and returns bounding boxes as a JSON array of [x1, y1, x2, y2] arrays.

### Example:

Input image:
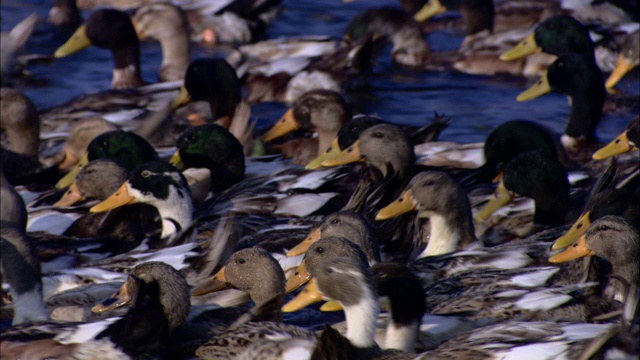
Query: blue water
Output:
[[1, 0, 637, 143]]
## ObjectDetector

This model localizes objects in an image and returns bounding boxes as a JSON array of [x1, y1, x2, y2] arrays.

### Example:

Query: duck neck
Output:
[[533, 194, 568, 227], [111, 44, 144, 89], [385, 320, 418, 352], [419, 212, 467, 257], [154, 191, 193, 239], [612, 258, 640, 292], [158, 33, 190, 82], [343, 289, 380, 348], [564, 87, 603, 145]]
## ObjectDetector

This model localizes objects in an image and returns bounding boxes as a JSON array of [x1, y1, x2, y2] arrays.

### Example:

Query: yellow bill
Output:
[[320, 139, 363, 166], [548, 234, 595, 263], [90, 182, 137, 212], [55, 25, 92, 58], [500, 32, 540, 61], [376, 190, 417, 220], [306, 138, 342, 170], [172, 85, 191, 110], [282, 278, 323, 312], [552, 211, 591, 250], [414, 0, 447, 23], [285, 260, 312, 293], [56, 153, 89, 189], [53, 182, 85, 207], [475, 180, 512, 222], [605, 55, 635, 90], [320, 300, 343, 312], [263, 109, 301, 142], [170, 150, 186, 170], [287, 228, 321, 257], [517, 72, 551, 102], [592, 131, 633, 160]]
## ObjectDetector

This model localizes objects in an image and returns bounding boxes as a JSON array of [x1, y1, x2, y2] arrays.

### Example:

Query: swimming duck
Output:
[[550, 215, 639, 299], [55, 9, 144, 89], [263, 89, 351, 165], [90, 161, 194, 245], [605, 30, 639, 90], [56, 129, 159, 189], [1, 261, 190, 359], [132, 2, 191, 82], [172, 58, 242, 126], [515, 53, 604, 150], [475, 150, 571, 237], [376, 169, 477, 258], [592, 115, 640, 160]]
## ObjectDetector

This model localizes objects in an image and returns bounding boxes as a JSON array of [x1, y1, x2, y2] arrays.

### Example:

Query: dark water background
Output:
[[1, 0, 637, 143]]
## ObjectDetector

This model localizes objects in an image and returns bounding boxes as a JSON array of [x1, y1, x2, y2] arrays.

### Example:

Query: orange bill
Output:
[[285, 260, 312, 293], [548, 234, 595, 263], [191, 267, 231, 296], [376, 190, 417, 220], [53, 182, 85, 207], [92, 278, 133, 313], [287, 228, 321, 257], [57, 145, 81, 170], [605, 55, 635, 90], [263, 109, 301, 142], [90, 182, 137, 212]]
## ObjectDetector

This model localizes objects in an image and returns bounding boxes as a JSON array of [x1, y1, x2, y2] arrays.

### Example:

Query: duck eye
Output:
[[600, 225, 609, 231], [141, 170, 151, 178], [316, 247, 324, 253], [372, 132, 383, 138], [238, 258, 246, 264], [331, 219, 340, 224], [325, 267, 334, 274], [425, 180, 434, 186]]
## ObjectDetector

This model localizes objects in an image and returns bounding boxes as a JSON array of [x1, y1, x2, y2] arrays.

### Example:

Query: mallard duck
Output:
[[550, 215, 639, 299], [90, 161, 193, 244], [475, 150, 572, 240], [593, 115, 640, 159], [172, 58, 242, 126], [56, 129, 158, 190], [1, 13, 39, 79], [132, 2, 191, 82], [605, 30, 639, 90], [376, 169, 477, 258], [1, 261, 191, 359], [55, 9, 144, 89], [262, 89, 351, 165], [515, 53, 605, 150]]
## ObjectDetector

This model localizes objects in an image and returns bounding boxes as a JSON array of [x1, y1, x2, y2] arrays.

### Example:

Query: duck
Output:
[[375, 169, 477, 258], [132, 2, 191, 82], [262, 89, 351, 165], [54, 9, 144, 89], [592, 115, 640, 160], [56, 117, 120, 171], [475, 150, 574, 242], [1, 13, 39, 80], [1, 261, 191, 359], [89, 160, 194, 246], [56, 129, 159, 189], [605, 30, 639, 90], [550, 215, 639, 300], [515, 53, 605, 151]]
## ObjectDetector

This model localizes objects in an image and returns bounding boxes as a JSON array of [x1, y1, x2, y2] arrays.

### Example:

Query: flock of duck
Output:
[[1, 0, 639, 359]]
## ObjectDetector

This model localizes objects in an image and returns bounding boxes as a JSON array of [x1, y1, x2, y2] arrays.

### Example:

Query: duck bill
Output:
[[54, 25, 91, 58], [131, 19, 144, 39], [90, 182, 137, 212], [92, 279, 132, 313], [548, 234, 595, 263], [376, 190, 417, 220], [191, 267, 232, 296], [53, 182, 85, 207], [592, 131, 632, 160], [475, 180, 512, 222], [320, 300, 343, 312], [170, 150, 186, 170], [320, 139, 363, 166], [500, 32, 540, 61], [282, 278, 323, 312], [58, 145, 80, 170], [413, 0, 447, 23], [172, 85, 191, 110], [605, 55, 634, 90], [56, 153, 88, 189], [517, 73, 551, 102], [306, 138, 342, 170], [263, 109, 301, 142], [285, 260, 312, 293], [551, 211, 591, 250], [287, 228, 321, 257]]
